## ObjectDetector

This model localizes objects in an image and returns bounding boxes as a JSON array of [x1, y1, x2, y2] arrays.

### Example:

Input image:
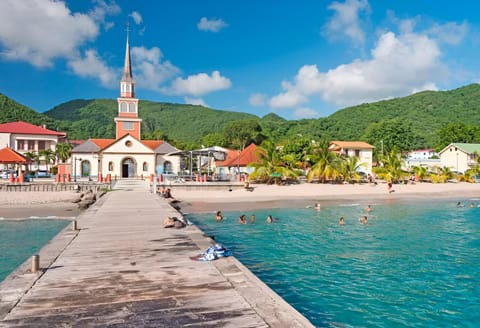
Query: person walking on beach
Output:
[[387, 182, 394, 194]]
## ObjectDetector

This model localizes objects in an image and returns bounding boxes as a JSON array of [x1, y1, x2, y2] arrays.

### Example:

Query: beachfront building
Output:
[[0, 121, 66, 171], [405, 148, 440, 171], [329, 141, 374, 174], [70, 32, 179, 179], [214, 143, 259, 180], [438, 143, 480, 173], [407, 149, 438, 160]]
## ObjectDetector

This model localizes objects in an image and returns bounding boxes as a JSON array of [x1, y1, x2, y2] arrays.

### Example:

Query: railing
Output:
[[0, 183, 111, 192]]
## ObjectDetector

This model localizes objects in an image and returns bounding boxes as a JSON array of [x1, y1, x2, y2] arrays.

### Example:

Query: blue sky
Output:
[[0, 0, 479, 120]]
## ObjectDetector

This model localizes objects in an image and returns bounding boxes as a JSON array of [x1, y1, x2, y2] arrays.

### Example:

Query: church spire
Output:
[[115, 21, 141, 140], [120, 22, 135, 98]]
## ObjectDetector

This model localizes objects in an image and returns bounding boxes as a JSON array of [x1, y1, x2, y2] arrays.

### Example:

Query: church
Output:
[[70, 34, 179, 180]]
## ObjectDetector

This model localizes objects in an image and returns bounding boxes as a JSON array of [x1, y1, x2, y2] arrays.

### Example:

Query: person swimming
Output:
[[215, 210, 223, 221], [365, 205, 372, 212], [339, 216, 345, 225], [359, 215, 368, 224], [266, 215, 273, 223], [238, 214, 247, 224]]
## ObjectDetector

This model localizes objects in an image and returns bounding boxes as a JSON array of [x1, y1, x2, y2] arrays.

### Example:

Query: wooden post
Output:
[[31, 255, 39, 273]]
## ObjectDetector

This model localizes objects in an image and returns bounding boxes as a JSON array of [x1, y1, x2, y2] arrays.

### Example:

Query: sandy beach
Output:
[[0, 191, 82, 219], [1, 182, 479, 218], [173, 181, 480, 213]]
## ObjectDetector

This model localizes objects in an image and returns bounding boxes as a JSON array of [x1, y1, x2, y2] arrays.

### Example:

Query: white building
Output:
[[0, 121, 66, 170], [439, 143, 480, 173], [329, 141, 374, 174], [407, 149, 438, 160], [70, 32, 179, 179]]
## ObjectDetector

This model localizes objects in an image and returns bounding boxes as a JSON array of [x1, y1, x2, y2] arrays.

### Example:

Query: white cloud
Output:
[[185, 97, 207, 107], [68, 49, 117, 87], [129, 11, 143, 25], [249, 93, 266, 106], [270, 29, 446, 108], [89, 0, 121, 29], [269, 90, 307, 108], [0, 0, 99, 67], [293, 107, 319, 119], [426, 21, 468, 45], [323, 0, 370, 45], [171, 71, 231, 96], [197, 17, 228, 32], [131, 46, 181, 91]]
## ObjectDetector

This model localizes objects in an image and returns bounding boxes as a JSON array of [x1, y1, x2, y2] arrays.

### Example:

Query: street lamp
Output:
[[73, 157, 82, 182]]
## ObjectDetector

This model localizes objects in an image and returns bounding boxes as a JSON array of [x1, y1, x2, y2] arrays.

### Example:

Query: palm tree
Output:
[[24, 151, 37, 172], [248, 141, 298, 184], [55, 142, 73, 163], [412, 165, 429, 182], [306, 139, 339, 183], [338, 156, 365, 183], [378, 147, 405, 183], [39, 149, 55, 172]]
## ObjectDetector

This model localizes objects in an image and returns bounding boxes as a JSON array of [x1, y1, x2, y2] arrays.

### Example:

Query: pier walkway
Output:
[[0, 180, 312, 327]]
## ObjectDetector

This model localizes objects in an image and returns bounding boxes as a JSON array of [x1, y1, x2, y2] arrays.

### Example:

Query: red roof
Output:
[[215, 148, 237, 166], [221, 144, 259, 167], [0, 121, 66, 136], [0, 147, 29, 163], [90, 139, 116, 150], [330, 141, 374, 150], [141, 140, 164, 150]]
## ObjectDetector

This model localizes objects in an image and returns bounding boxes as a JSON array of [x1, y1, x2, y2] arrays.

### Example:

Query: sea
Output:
[[0, 219, 70, 282], [187, 200, 480, 327]]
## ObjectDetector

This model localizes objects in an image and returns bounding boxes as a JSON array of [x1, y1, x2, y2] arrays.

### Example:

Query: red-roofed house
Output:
[[0, 121, 66, 171], [214, 143, 260, 179], [70, 34, 179, 179], [329, 141, 374, 174]]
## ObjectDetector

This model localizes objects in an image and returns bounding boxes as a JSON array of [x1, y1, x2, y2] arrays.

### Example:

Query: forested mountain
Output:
[[2, 83, 480, 151]]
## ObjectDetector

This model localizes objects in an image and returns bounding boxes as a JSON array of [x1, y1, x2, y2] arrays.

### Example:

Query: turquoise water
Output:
[[0, 219, 70, 282], [187, 201, 480, 327]]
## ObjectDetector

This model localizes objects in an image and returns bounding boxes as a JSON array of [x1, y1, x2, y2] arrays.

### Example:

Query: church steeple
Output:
[[115, 24, 141, 140], [120, 26, 135, 98]]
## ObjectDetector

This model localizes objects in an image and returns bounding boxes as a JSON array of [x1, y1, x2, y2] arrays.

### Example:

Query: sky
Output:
[[0, 0, 479, 120]]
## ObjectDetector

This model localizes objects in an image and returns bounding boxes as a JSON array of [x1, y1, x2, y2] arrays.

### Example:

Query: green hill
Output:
[[44, 99, 258, 141], [322, 84, 480, 146], [2, 83, 480, 150]]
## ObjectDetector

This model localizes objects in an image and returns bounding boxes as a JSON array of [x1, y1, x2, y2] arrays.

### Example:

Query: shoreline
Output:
[[0, 191, 84, 219], [1, 182, 480, 218], [173, 182, 480, 213]]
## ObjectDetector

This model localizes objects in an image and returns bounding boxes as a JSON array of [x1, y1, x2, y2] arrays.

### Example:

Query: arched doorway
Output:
[[121, 158, 135, 178]]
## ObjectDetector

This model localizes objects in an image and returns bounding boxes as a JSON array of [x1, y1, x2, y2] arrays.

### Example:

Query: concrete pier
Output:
[[0, 180, 313, 327]]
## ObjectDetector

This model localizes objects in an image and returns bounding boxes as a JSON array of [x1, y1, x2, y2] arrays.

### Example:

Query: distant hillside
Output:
[[3, 83, 480, 149], [322, 83, 480, 146], [0, 93, 51, 125], [44, 99, 258, 141]]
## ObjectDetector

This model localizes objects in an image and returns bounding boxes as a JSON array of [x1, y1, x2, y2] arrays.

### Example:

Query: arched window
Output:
[[120, 102, 127, 112], [108, 161, 114, 171], [142, 162, 148, 171], [128, 103, 136, 113]]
